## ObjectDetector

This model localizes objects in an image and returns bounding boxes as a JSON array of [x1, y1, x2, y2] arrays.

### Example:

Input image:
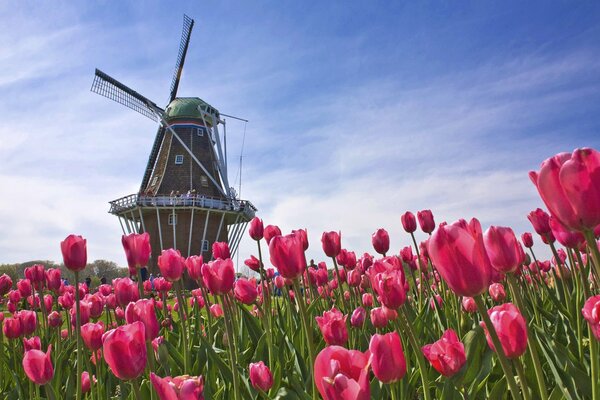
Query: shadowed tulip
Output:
[[422, 329, 466, 377], [126, 299, 159, 341], [61, 234, 87, 272], [582, 295, 600, 340], [372, 229, 390, 255], [480, 303, 528, 359], [81, 321, 105, 351], [122, 233, 151, 270], [529, 148, 600, 231], [210, 304, 223, 318], [23, 345, 54, 385], [185, 255, 203, 281], [418, 210, 436, 234], [150, 372, 205, 400], [521, 232, 534, 248], [113, 278, 139, 308], [428, 218, 492, 297], [234, 278, 258, 305], [0, 274, 12, 296], [102, 321, 146, 381], [47, 311, 62, 328], [17, 279, 32, 298], [212, 242, 231, 260], [244, 255, 261, 272], [462, 297, 477, 313], [489, 283, 506, 302], [158, 249, 185, 282], [484, 226, 525, 274], [249, 361, 273, 392], [19, 310, 37, 336], [249, 217, 264, 241], [314, 345, 370, 400], [201, 258, 235, 295], [370, 307, 388, 328], [263, 225, 282, 245], [316, 308, 348, 346], [269, 233, 307, 280], [370, 332, 406, 383], [322, 231, 342, 258], [549, 216, 585, 248], [23, 336, 41, 351], [45, 268, 61, 292], [350, 307, 366, 328], [3, 316, 22, 339]]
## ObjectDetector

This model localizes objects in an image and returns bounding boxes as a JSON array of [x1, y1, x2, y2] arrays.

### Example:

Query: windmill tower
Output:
[[91, 15, 255, 276]]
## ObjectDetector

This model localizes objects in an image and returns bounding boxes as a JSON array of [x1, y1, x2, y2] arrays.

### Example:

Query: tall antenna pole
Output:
[[239, 121, 247, 198]]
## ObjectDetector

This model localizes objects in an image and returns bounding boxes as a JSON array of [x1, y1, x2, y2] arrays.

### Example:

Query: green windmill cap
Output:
[[165, 97, 220, 123]]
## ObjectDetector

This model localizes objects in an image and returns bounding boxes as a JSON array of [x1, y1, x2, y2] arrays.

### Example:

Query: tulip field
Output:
[[2, 147, 600, 399]]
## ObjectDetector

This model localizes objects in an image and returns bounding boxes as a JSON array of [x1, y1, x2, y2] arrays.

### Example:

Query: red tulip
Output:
[[210, 304, 223, 318], [25, 264, 45, 285], [19, 310, 37, 336], [549, 216, 585, 248], [314, 346, 370, 400], [244, 255, 261, 272], [153, 277, 172, 293], [17, 279, 32, 297], [185, 255, 203, 281], [462, 297, 477, 313], [113, 278, 139, 308], [350, 307, 366, 328], [316, 308, 348, 346], [81, 321, 105, 351], [212, 242, 231, 260], [61, 234, 87, 272], [150, 373, 205, 400], [401, 211, 417, 233], [249, 217, 264, 241], [158, 249, 185, 282], [201, 258, 235, 295], [370, 332, 406, 383], [582, 295, 600, 340], [530, 148, 600, 231], [263, 225, 282, 245], [249, 361, 273, 392], [0, 274, 12, 296], [58, 291, 74, 309], [370, 307, 388, 328], [322, 231, 342, 258], [489, 283, 506, 302], [234, 278, 258, 305], [87, 293, 104, 319], [23, 336, 41, 351], [480, 303, 528, 359], [418, 210, 436, 234], [23, 345, 54, 385], [428, 218, 492, 297], [269, 233, 307, 280], [102, 321, 147, 380], [371, 228, 390, 255], [45, 268, 61, 292], [293, 228, 309, 251], [521, 232, 533, 248], [126, 299, 159, 341], [122, 232, 151, 270], [3, 316, 22, 339], [484, 226, 525, 274], [47, 311, 62, 328], [372, 268, 407, 309], [81, 371, 95, 394], [422, 329, 466, 377]]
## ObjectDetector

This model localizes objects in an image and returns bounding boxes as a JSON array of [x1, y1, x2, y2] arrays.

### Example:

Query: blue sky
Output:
[[1, 1, 599, 267]]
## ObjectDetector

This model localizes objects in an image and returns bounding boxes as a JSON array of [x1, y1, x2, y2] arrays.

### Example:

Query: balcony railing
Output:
[[109, 193, 256, 220]]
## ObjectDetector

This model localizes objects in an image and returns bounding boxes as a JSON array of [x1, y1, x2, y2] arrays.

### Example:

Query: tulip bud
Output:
[[480, 303, 528, 359], [321, 231, 341, 258], [249, 361, 273, 392], [417, 209, 436, 234], [61, 235, 87, 272], [370, 332, 406, 383], [158, 249, 185, 282], [401, 211, 417, 233], [372, 228, 390, 255], [422, 329, 466, 377], [121, 232, 151, 270], [249, 217, 264, 240], [23, 345, 54, 385]]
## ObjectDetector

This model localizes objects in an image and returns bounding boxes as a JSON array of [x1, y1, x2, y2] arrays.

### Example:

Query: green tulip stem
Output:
[[220, 295, 241, 400], [513, 358, 532, 400], [44, 384, 56, 400], [131, 379, 142, 400], [256, 240, 273, 369], [584, 230, 600, 282], [74, 270, 83, 400], [506, 274, 548, 400], [474, 295, 523, 400], [410, 232, 425, 308], [398, 307, 431, 400], [292, 279, 317, 400], [331, 258, 348, 311], [590, 326, 599, 400], [136, 267, 144, 299], [175, 284, 189, 373]]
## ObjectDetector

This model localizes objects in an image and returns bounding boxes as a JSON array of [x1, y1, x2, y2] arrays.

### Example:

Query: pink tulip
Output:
[[61, 234, 87, 272], [25, 264, 45, 286], [244, 255, 261, 272], [428, 218, 492, 297], [212, 242, 231, 260], [158, 249, 185, 282], [210, 304, 223, 318], [263, 225, 282, 245], [249, 361, 273, 392], [121, 232, 151, 271], [269, 233, 306, 280], [350, 307, 366, 328], [23, 345, 54, 385], [17, 279, 32, 297], [316, 308, 348, 346], [58, 291, 74, 309], [19, 310, 37, 336], [370, 307, 388, 328], [0, 274, 12, 296], [371, 228, 390, 255], [81, 371, 95, 394], [401, 211, 417, 233], [527, 208, 553, 238], [126, 299, 160, 341], [293, 228, 309, 251], [521, 232, 534, 248], [322, 231, 342, 258], [185, 255, 203, 281], [422, 329, 466, 377], [234, 278, 258, 305], [3, 316, 22, 339], [23, 336, 41, 351], [372, 268, 406, 309], [582, 295, 600, 340], [489, 283, 506, 302], [418, 210, 436, 234], [362, 293, 373, 308], [462, 297, 477, 313], [150, 373, 205, 400], [370, 331, 406, 383], [484, 226, 525, 274], [102, 321, 147, 380], [81, 321, 105, 351], [549, 216, 585, 248], [113, 278, 139, 308], [47, 311, 62, 328], [314, 345, 370, 400], [249, 217, 264, 240], [480, 303, 528, 359], [201, 258, 235, 295], [87, 293, 104, 319], [530, 148, 600, 231]]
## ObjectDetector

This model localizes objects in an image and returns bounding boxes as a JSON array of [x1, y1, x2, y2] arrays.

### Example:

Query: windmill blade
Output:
[[168, 14, 195, 103], [91, 69, 163, 122]]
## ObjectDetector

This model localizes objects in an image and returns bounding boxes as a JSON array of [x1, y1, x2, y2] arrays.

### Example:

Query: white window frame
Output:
[[200, 175, 209, 187], [196, 127, 205, 136], [201, 240, 209, 252], [175, 155, 184, 165], [168, 214, 177, 225], [150, 176, 158, 187]]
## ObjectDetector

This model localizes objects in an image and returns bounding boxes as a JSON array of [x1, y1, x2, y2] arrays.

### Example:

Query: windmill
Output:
[[91, 15, 256, 278]]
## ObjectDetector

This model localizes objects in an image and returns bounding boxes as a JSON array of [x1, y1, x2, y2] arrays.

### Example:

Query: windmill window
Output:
[[175, 155, 184, 165], [196, 127, 205, 136], [200, 175, 209, 187], [201, 240, 209, 252], [168, 214, 177, 225], [151, 176, 159, 187]]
